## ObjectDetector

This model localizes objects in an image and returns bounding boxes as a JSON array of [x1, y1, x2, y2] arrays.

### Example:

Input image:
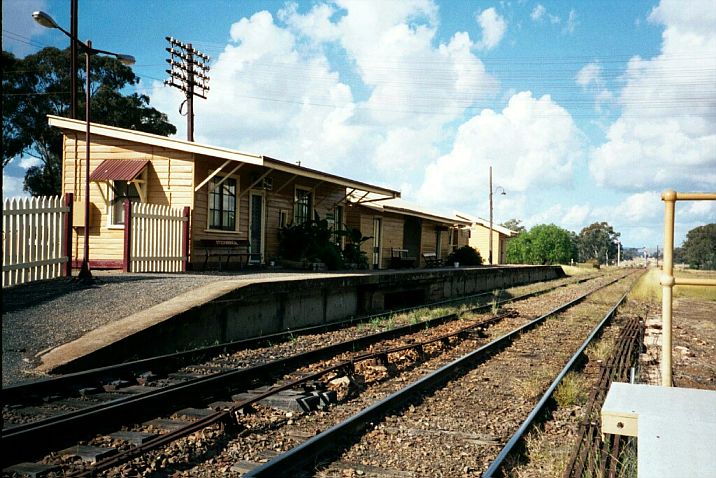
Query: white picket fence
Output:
[[127, 202, 188, 272], [3, 196, 69, 287]]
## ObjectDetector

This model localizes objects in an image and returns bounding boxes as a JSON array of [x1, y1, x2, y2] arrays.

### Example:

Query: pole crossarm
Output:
[[164, 37, 211, 142]]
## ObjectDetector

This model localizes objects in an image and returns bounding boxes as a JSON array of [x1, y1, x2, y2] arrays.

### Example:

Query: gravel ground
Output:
[[1, 270, 308, 386]]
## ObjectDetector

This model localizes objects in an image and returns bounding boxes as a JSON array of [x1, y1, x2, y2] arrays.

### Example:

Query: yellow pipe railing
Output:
[[660, 190, 716, 387]]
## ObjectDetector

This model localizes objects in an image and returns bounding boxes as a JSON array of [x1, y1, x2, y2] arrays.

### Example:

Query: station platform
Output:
[[31, 265, 562, 374]]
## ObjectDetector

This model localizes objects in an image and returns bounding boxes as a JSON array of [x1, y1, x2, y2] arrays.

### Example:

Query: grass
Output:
[[586, 336, 615, 363], [629, 268, 716, 303], [553, 372, 589, 408], [561, 265, 595, 276]]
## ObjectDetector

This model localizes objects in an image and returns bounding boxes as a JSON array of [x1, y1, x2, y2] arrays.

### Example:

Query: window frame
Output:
[[106, 170, 146, 229], [206, 170, 240, 233], [293, 185, 313, 225]]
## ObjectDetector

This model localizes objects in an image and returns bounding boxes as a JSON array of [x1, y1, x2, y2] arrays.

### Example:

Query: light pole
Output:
[[488, 165, 506, 265], [33, 11, 135, 280]]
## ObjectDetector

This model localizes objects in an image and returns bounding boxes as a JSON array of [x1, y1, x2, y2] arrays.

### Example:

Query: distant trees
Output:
[[501, 218, 526, 234], [505, 224, 577, 265], [680, 224, 716, 270], [577, 222, 620, 265], [2, 47, 176, 196]]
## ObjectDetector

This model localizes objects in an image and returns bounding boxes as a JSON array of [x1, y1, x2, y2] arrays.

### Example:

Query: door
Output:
[[372, 217, 382, 269], [403, 216, 422, 259], [435, 229, 442, 259], [249, 191, 265, 263]]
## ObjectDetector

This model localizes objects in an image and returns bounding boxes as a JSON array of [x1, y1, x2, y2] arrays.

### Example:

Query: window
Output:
[[110, 181, 141, 226], [450, 227, 459, 251], [333, 205, 344, 247], [208, 176, 238, 231], [294, 187, 312, 224], [278, 209, 288, 229]]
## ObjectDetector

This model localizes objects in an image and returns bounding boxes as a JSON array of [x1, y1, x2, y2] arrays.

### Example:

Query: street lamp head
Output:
[[32, 10, 60, 29], [115, 54, 136, 66]]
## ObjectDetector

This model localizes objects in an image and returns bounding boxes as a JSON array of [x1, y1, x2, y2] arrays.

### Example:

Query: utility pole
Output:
[[70, 0, 78, 119], [164, 37, 210, 142]]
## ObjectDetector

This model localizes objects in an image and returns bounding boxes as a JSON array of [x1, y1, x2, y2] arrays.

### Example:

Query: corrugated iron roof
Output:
[[90, 160, 149, 181]]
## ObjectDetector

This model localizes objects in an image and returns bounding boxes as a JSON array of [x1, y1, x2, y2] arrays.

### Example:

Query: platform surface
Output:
[[602, 382, 716, 478]]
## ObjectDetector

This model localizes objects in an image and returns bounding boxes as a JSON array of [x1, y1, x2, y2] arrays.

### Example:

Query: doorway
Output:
[[372, 217, 382, 269], [249, 191, 265, 263]]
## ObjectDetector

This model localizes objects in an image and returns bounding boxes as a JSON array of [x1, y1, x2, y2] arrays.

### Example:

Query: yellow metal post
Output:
[[659, 190, 716, 387], [660, 190, 676, 387]]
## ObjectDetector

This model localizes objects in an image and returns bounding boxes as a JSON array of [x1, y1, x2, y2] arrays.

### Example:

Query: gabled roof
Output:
[[454, 212, 517, 236], [48, 115, 400, 200], [352, 195, 471, 226]]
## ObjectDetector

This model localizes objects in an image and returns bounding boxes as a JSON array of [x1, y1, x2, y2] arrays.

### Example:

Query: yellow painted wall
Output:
[[350, 205, 461, 268], [62, 133, 346, 267], [468, 223, 511, 264], [62, 133, 194, 266]]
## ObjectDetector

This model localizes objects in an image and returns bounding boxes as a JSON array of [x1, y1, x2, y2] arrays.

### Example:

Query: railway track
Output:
[[1, 271, 623, 477], [244, 270, 640, 477]]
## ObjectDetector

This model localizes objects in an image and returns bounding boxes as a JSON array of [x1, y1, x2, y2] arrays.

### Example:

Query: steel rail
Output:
[[562, 314, 642, 478], [3, 273, 594, 405], [2, 274, 597, 468], [68, 310, 514, 477], [482, 281, 636, 477], [244, 273, 632, 477], [1, 288, 500, 402]]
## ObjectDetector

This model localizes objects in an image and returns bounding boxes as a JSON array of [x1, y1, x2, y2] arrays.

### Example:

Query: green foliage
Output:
[[681, 223, 716, 270], [500, 218, 526, 234], [277, 219, 373, 270], [278, 219, 343, 269], [505, 223, 577, 265], [577, 222, 620, 265], [341, 226, 372, 269], [2, 47, 176, 196], [446, 245, 483, 266]]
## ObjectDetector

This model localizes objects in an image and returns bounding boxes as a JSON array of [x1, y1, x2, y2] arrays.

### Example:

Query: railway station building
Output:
[[49, 116, 468, 271]]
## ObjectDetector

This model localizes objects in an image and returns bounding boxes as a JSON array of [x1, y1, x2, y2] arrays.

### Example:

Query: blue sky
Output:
[[3, 0, 715, 247]]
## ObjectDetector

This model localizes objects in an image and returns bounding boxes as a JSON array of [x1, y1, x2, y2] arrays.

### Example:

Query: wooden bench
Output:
[[195, 239, 260, 270], [390, 248, 416, 269], [422, 252, 443, 268]]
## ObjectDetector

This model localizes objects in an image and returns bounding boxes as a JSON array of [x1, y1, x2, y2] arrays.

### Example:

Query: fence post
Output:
[[123, 200, 133, 273], [63, 193, 74, 277], [182, 206, 190, 272]]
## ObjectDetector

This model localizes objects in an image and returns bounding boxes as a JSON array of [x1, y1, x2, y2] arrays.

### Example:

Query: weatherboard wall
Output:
[[61, 133, 195, 267]]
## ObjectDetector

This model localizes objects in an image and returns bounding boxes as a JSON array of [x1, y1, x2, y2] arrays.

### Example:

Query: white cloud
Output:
[[620, 191, 662, 222], [576, 63, 602, 87], [576, 62, 614, 113], [529, 4, 560, 26], [19, 156, 42, 170], [150, 1, 498, 186], [2, 173, 26, 200], [416, 91, 584, 211], [278, 2, 340, 43], [563, 9, 578, 34], [530, 4, 546, 21], [590, 0, 716, 192], [476, 8, 507, 50]]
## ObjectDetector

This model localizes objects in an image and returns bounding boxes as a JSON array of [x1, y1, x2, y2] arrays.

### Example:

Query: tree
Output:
[[501, 218, 526, 234], [505, 224, 577, 265], [577, 222, 620, 265], [2, 47, 176, 196], [681, 224, 716, 270]]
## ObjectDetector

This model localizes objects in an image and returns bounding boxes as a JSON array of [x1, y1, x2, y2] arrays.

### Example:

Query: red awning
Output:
[[90, 160, 149, 181]]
